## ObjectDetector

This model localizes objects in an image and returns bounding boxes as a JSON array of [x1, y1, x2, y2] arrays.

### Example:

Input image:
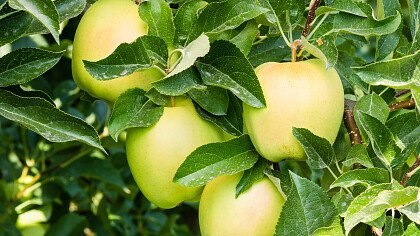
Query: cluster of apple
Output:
[[71, 0, 344, 235]]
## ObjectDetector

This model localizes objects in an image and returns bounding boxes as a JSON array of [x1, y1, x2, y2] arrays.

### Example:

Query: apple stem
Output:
[[170, 96, 175, 107], [291, 40, 301, 62]]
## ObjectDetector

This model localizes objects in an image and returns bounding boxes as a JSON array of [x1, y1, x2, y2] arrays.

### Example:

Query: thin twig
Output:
[[389, 98, 416, 112], [400, 155, 420, 186], [343, 99, 363, 145], [394, 89, 410, 98], [302, 0, 322, 37]]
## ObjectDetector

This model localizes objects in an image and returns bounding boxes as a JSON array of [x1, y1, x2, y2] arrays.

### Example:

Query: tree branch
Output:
[[302, 0, 322, 37], [389, 98, 415, 112], [400, 155, 420, 186], [394, 89, 410, 98], [343, 99, 363, 145]]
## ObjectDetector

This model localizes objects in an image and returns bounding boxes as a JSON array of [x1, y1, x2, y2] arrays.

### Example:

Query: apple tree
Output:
[[0, 0, 419, 235]]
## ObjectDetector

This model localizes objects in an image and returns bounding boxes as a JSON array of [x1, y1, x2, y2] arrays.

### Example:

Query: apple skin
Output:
[[126, 97, 224, 209], [243, 59, 344, 162], [199, 173, 285, 236], [72, 0, 163, 102]]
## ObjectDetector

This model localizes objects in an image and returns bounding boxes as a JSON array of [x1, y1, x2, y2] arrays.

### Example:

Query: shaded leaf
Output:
[[342, 144, 374, 168], [235, 158, 269, 197], [145, 88, 170, 106], [230, 20, 259, 56], [189, 86, 229, 115], [173, 0, 207, 46], [153, 67, 206, 96], [46, 213, 87, 236], [330, 168, 389, 189], [248, 37, 289, 67], [383, 216, 404, 236]]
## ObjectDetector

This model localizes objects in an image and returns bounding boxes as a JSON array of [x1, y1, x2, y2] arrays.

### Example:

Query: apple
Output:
[[243, 59, 344, 162], [199, 173, 285, 236], [126, 97, 224, 209], [72, 0, 163, 102]]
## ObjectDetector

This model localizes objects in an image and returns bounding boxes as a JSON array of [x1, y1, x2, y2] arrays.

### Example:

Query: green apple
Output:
[[243, 59, 344, 162], [199, 173, 285, 236], [72, 0, 163, 102], [126, 97, 223, 209]]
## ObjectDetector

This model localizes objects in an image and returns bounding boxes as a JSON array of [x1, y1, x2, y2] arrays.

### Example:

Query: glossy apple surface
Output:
[[199, 173, 285, 236], [243, 59, 344, 162], [126, 97, 223, 209], [72, 0, 163, 102]]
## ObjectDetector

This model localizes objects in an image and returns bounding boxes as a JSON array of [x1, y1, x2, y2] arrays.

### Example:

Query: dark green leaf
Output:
[[108, 88, 163, 141], [342, 144, 374, 168], [173, 0, 207, 46], [0, 48, 63, 87], [4, 85, 54, 105], [84, 36, 167, 80], [376, 29, 401, 61], [9, 0, 60, 43], [189, 86, 229, 115], [0, 12, 31, 47], [276, 172, 339, 236], [248, 37, 290, 67], [265, 169, 293, 197], [301, 35, 338, 69], [139, 0, 175, 46], [145, 88, 170, 106], [330, 168, 389, 189], [382, 216, 403, 236], [230, 20, 259, 56], [316, 0, 367, 17], [331, 190, 354, 217], [0, 89, 104, 152], [173, 135, 259, 187], [258, 0, 306, 28], [353, 51, 420, 89], [46, 213, 87, 236], [292, 127, 335, 169], [391, 126, 420, 169], [235, 158, 269, 197], [386, 111, 420, 141], [354, 93, 390, 124], [196, 40, 266, 108], [153, 67, 206, 96]]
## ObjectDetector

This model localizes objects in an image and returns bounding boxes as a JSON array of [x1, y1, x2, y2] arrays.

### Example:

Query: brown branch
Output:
[[273, 163, 280, 171], [389, 98, 415, 112], [400, 155, 420, 186], [302, 0, 322, 37], [343, 99, 363, 145], [135, 0, 141, 5], [394, 89, 410, 98]]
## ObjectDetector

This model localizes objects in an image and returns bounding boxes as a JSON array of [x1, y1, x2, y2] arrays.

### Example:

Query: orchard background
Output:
[[0, 0, 419, 235]]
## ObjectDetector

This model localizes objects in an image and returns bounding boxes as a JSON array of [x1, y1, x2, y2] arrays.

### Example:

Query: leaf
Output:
[[108, 89, 163, 141], [345, 186, 419, 234], [248, 37, 290, 67], [0, 48, 63, 87], [235, 158, 269, 197], [0, 89, 104, 152], [196, 40, 266, 108], [83, 36, 167, 80], [376, 29, 401, 62], [153, 67, 206, 96], [301, 35, 338, 69], [0, 12, 32, 47], [230, 20, 259, 56], [332, 7, 401, 36], [342, 144, 374, 168], [404, 223, 420, 236], [331, 190, 354, 217], [399, 199, 420, 223], [330, 168, 390, 189], [276, 172, 338, 236], [173, 0, 207, 47], [354, 93, 390, 124], [145, 88, 170, 106], [186, 0, 268, 43], [46, 213, 87, 236], [9, 0, 60, 43], [139, 0, 175, 46], [355, 111, 399, 169], [194, 92, 243, 136], [386, 111, 420, 142], [312, 219, 344, 236], [292, 127, 335, 169], [166, 34, 210, 77], [392, 126, 420, 169], [316, 0, 367, 17], [258, 0, 306, 28], [353, 51, 420, 89], [382, 216, 404, 236], [173, 135, 259, 187], [189, 86, 229, 115]]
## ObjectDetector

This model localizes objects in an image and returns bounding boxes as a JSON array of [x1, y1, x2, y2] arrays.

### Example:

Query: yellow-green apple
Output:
[[243, 59, 344, 162], [199, 173, 285, 236], [126, 97, 223, 209], [72, 0, 163, 102]]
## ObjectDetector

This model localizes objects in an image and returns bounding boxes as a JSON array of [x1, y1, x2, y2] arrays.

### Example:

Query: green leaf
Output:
[[332, 8, 401, 36], [382, 216, 404, 236], [186, 0, 268, 43], [312, 219, 344, 236], [355, 111, 399, 169], [189, 86, 229, 115], [376, 29, 401, 62], [342, 144, 374, 168], [345, 186, 419, 234], [194, 92, 243, 136], [0, 48, 63, 87], [265, 169, 293, 197], [354, 93, 390, 124], [331, 190, 354, 217], [173, 0, 207, 47], [276, 172, 339, 236], [173, 135, 259, 187], [196, 40, 266, 108], [404, 223, 420, 236], [316, 0, 367, 17], [145, 88, 170, 106], [235, 158, 269, 198], [83, 36, 168, 80], [301, 35, 338, 69], [230, 20, 259, 56], [167, 34, 210, 77], [153, 67, 206, 96], [292, 127, 335, 169], [9, 0, 60, 43], [330, 168, 390, 189], [0, 89, 104, 152], [386, 111, 419, 142], [139, 0, 175, 46], [46, 213, 87, 236], [399, 199, 420, 223], [392, 126, 420, 169], [353, 51, 420, 89], [258, 0, 306, 28], [0, 12, 32, 47], [248, 37, 290, 67], [413, 87, 420, 112], [108, 89, 163, 141]]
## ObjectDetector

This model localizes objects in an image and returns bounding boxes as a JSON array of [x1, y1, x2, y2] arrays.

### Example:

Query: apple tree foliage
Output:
[[0, 0, 419, 235]]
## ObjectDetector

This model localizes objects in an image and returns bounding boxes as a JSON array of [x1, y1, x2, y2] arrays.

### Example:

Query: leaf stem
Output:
[[275, 18, 291, 47], [307, 13, 329, 40], [327, 166, 352, 195], [400, 155, 420, 186]]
